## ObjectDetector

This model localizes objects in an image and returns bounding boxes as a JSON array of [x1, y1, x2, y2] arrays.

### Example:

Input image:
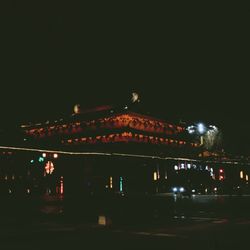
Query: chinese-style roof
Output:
[[20, 106, 200, 157]]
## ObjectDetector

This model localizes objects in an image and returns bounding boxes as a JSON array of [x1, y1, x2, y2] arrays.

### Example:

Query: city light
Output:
[[60, 176, 64, 194], [109, 176, 113, 189], [197, 123, 206, 134], [240, 171, 244, 179], [38, 157, 44, 162], [153, 172, 157, 181], [42, 153, 46, 158], [119, 177, 123, 192], [131, 92, 140, 103], [53, 153, 58, 159], [45, 161, 55, 175]]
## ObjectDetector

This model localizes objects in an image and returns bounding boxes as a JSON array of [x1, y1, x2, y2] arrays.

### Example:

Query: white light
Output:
[[153, 172, 157, 181], [173, 187, 178, 192], [181, 163, 185, 169], [53, 153, 58, 159], [214, 187, 217, 191], [240, 171, 244, 179], [187, 126, 195, 134], [209, 125, 218, 131], [174, 165, 178, 171], [197, 123, 206, 134], [192, 189, 196, 193], [124, 105, 128, 110], [179, 187, 185, 192], [42, 153, 46, 158], [131, 92, 139, 103]]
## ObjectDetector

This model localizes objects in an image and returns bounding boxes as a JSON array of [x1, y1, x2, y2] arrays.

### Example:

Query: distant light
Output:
[[109, 176, 113, 189], [38, 157, 44, 163], [192, 189, 196, 193], [165, 170, 168, 179], [60, 176, 64, 194], [174, 165, 178, 171], [187, 126, 195, 134], [42, 153, 46, 158], [153, 172, 157, 181], [214, 187, 217, 191], [219, 169, 224, 173], [187, 164, 191, 169], [181, 163, 185, 169], [209, 125, 218, 131], [53, 153, 58, 159], [124, 105, 128, 110], [219, 176, 224, 181], [30, 159, 34, 163], [131, 92, 140, 103], [197, 123, 206, 134], [45, 161, 54, 175], [179, 187, 185, 192], [73, 104, 81, 114], [119, 177, 123, 192], [246, 175, 249, 181], [172, 187, 178, 192], [240, 170, 244, 179]]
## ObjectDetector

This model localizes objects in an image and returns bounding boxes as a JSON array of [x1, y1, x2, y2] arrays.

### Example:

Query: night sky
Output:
[[0, 2, 249, 154]]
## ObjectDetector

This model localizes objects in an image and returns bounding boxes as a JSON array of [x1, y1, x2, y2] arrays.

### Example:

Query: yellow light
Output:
[[153, 172, 157, 181], [109, 176, 113, 189], [240, 171, 244, 179], [73, 104, 81, 114], [246, 175, 249, 181]]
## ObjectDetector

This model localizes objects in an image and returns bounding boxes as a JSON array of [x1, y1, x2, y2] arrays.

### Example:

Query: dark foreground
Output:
[[1, 193, 250, 249]]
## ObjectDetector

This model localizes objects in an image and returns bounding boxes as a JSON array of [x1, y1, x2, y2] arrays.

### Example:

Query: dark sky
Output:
[[0, 2, 249, 154]]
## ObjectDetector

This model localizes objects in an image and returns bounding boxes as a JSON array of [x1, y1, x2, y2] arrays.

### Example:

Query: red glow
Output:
[[219, 169, 224, 173], [219, 175, 224, 180], [60, 176, 64, 194]]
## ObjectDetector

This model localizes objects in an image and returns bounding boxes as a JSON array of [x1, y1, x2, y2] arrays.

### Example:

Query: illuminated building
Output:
[[0, 105, 249, 196]]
